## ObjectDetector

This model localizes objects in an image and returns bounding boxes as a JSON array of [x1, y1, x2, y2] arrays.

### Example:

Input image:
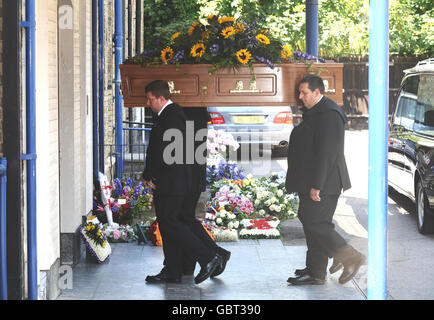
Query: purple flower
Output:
[[170, 50, 184, 63], [210, 44, 219, 54], [114, 178, 123, 197]]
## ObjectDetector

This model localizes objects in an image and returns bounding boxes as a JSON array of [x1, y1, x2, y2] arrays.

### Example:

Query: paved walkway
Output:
[[57, 238, 365, 300]]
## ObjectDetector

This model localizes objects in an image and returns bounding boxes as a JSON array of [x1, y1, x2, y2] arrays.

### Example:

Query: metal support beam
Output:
[[22, 0, 38, 300], [368, 0, 389, 300], [98, 0, 105, 173], [114, 0, 124, 177], [92, 0, 99, 180]]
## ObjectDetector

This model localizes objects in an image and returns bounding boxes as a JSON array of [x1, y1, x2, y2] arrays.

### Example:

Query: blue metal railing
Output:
[[101, 121, 152, 181], [0, 158, 7, 300]]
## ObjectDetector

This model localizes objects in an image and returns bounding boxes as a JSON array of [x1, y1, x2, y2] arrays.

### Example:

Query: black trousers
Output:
[[297, 193, 348, 279], [180, 191, 219, 274], [154, 193, 216, 278]]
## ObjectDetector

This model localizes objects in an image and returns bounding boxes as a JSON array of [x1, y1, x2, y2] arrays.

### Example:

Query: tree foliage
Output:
[[142, 0, 433, 58]]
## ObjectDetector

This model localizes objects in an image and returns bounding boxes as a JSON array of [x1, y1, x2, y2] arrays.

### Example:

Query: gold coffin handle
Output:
[[230, 80, 263, 93], [168, 81, 181, 94]]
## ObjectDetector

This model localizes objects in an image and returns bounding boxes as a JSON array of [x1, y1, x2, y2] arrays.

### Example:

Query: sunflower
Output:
[[235, 23, 245, 33], [160, 47, 174, 63], [190, 43, 205, 58], [235, 49, 251, 64], [218, 16, 235, 24], [221, 26, 236, 39], [170, 32, 181, 42], [188, 21, 200, 36], [256, 34, 270, 45], [281, 44, 293, 59]]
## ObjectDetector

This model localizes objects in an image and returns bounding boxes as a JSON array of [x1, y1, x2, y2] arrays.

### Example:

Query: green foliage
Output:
[[141, 0, 433, 58]]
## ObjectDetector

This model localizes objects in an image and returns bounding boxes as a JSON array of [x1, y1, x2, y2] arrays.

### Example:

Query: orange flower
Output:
[[150, 220, 163, 246]]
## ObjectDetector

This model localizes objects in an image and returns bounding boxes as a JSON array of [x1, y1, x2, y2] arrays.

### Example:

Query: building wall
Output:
[[33, 0, 93, 299], [35, 0, 60, 274]]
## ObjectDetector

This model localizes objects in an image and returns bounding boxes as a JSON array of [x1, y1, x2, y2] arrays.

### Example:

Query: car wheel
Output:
[[416, 180, 434, 234]]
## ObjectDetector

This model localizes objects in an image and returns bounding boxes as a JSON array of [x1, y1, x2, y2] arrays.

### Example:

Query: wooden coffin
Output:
[[120, 62, 343, 107]]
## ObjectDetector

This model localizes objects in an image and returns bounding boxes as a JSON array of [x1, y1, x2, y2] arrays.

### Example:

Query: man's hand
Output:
[[310, 188, 321, 202]]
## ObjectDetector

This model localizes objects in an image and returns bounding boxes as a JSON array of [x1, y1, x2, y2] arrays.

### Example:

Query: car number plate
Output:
[[233, 116, 264, 124]]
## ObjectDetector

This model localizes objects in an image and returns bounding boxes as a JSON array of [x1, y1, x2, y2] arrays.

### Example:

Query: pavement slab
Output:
[[57, 240, 365, 300]]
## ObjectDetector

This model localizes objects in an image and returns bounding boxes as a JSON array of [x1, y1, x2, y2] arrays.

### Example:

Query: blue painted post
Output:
[[99, 0, 105, 173], [92, 0, 99, 180], [305, 0, 319, 56], [0, 158, 7, 300], [25, 0, 38, 300], [114, 0, 124, 177], [368, 0, 389, 300]]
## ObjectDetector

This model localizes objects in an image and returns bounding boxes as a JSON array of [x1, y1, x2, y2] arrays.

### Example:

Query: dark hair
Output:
[[145, 80, 170, 99], [300, 74, 325, 94]]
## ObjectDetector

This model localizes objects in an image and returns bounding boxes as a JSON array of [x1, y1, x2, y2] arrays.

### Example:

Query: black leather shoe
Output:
[[211, 250, 231, 278], [294, 267, 308, 276], [339, 253, 366, 284], [329, 259, 343, 274], [195, 254, 222, 284], [146, 269, 181, 284], [287, 274, 326, 286]]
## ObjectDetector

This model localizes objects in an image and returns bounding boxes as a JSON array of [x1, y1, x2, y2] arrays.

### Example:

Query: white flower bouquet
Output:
[[239, 217, 281, 239]]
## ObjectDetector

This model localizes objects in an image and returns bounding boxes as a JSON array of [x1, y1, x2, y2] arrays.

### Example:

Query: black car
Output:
[[388, 58, 434, 234]]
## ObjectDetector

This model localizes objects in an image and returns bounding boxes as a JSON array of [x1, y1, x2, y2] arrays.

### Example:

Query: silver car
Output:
[[207, 106, 294, 156]]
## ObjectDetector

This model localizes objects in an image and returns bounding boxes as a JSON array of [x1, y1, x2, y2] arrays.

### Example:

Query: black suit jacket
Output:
[[285, 96, 351, 195], [142, 103, 192, 196], [183, 107, 211, 194]]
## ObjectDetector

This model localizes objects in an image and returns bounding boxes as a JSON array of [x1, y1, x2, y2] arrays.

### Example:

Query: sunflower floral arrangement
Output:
[[79, 216, 111, 264], [124, 15, 325, 73]]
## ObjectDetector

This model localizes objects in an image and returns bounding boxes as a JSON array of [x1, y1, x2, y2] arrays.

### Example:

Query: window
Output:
[[395, 75, 419, 130], [414, 74, 434, 136]]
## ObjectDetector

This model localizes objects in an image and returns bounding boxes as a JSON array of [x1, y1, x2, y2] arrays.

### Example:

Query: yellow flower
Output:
[[190, 43, 205, 58], [188, 21, 200, 36], [221, 26, 235, 39], [160, 47, 174, 64], [256, 34, 270, 45], [170, 32, 181, 41], [236, 49, 251, 64], [218, 16, 235, 24], [207, 14, 217, 20], [235, 23, 245, 33], [281, 44, 293, 59]]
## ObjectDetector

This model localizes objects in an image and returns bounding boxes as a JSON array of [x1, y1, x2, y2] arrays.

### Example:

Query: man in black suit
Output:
[[180, 107, 231, 277], [142, 80, 223, 284], [286, 74, 365, 285]]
